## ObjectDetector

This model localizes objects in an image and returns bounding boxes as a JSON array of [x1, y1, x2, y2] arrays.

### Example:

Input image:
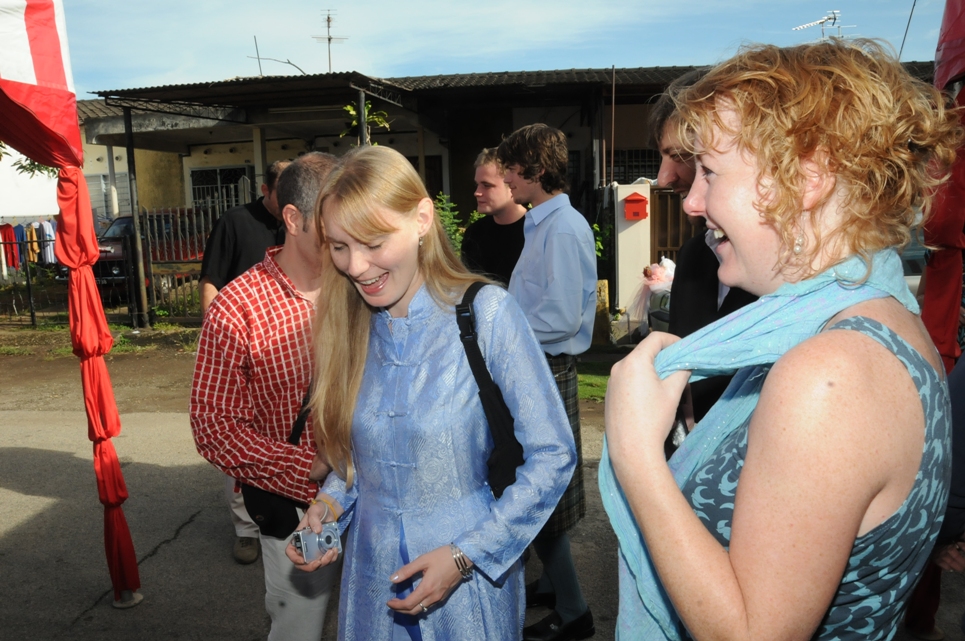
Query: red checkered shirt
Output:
[[190, 246, 318, 503]]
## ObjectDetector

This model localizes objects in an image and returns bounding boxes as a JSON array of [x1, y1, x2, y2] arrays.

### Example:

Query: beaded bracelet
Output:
[[449, 543, 473, 579]]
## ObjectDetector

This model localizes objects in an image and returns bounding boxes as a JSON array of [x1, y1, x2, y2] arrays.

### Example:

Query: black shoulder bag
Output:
[[240, 386, 312, 539], [456, 282, 525, 499]]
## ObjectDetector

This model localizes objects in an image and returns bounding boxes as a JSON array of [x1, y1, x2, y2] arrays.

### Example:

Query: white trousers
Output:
[[261, 526, 340, 641], [225, 474, 260, 538]]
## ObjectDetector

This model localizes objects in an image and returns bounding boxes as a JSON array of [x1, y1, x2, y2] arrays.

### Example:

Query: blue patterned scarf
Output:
[[598, 249, 918, 640]]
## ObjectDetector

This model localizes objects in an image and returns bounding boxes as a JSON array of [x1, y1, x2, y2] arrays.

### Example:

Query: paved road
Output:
[[0, 408, 961, 640], [0, 410, 617, 640]]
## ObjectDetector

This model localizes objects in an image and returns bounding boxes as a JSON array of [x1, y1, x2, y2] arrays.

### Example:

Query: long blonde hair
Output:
[[312, 146, 487, 486]]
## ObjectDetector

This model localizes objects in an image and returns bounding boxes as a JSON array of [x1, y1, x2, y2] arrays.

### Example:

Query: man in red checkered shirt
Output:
[[191, 152, 338, 640]]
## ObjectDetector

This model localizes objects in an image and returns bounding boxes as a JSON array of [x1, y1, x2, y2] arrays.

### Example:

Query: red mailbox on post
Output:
[[624, 192, 649, 220]]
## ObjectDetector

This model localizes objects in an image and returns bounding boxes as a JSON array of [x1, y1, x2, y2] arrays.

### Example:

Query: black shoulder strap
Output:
[[456, 281, 524, 499], [287, 384, 313, 445], [456, 282, 495, 392]]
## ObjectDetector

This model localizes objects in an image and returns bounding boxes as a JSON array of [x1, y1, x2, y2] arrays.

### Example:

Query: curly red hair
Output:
[[675, 38, 962, 276]]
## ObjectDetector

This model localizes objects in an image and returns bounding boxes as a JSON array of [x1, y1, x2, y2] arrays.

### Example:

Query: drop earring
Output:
[[793, 235, 805, 255], [418, 236, 424, 248]]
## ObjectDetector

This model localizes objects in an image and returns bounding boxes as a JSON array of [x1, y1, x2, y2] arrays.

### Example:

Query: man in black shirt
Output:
[[198, 159, 290, 564], [460, 148, 527, 285], [200, 160, 291, 313]]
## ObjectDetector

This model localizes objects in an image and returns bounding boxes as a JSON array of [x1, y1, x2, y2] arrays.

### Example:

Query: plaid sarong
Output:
[[542, 353, 586, 536]]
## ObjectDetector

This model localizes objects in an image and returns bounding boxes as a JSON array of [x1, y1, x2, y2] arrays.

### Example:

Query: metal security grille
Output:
[[610, 149, 661, 184], [85, 173, 131, 230], [190, 166, 253, 211]]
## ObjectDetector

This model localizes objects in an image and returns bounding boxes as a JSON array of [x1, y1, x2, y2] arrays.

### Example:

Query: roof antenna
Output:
[[312, 10, 348, 73], [792, 10, 854, 40], [247, 37, 308, 75], [253, 36, 263, 76]]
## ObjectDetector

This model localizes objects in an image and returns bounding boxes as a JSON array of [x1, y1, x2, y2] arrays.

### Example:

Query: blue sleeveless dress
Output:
[[679, 317, 951, 640]]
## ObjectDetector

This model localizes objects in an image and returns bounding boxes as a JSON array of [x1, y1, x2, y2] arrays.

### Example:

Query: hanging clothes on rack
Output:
[[26, 222, 40, 263], [13, 223, 26, 267], [39, 219, 56, 264], [0, 222, 19, 269]]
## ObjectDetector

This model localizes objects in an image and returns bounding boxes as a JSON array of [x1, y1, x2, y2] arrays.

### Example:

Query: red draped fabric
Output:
[[0, 0, 139, 601], [924, 1, 965, 373], [936, 0, 965, 92]]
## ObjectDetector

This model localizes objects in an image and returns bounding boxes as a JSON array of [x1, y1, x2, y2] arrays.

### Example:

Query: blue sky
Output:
[[62, 0, 946, 98]]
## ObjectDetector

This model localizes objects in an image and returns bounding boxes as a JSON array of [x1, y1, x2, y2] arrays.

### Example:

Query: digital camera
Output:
[[292, 522, 341, 561]]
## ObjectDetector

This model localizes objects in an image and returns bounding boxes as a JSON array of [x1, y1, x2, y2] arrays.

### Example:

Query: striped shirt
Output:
[[190, 246, 318, 503]]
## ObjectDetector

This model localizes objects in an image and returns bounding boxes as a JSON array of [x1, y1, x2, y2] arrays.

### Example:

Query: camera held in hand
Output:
[[292, 522, 341, 561]]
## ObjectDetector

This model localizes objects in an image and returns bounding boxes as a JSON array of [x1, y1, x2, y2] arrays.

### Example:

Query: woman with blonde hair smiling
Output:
[[286, 145, 576, 641], [601, 39, 962, 640]]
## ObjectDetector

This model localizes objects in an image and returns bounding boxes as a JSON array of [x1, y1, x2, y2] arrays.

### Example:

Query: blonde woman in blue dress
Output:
[[286, 145, 576, 641]]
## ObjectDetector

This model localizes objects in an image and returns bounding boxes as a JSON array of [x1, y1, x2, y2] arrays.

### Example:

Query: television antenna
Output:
[[312, 10, 348, 73], [249, 36, 307, 76], [792, 10, 854, 40]]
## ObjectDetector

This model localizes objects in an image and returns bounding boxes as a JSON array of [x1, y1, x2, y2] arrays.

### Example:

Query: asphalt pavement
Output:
[[0, 410, 617, 640], [1, 408, 962, 640]]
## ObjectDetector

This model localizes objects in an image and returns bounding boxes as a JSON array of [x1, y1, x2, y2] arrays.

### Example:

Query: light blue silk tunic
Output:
[[322, 284, 577, 641]]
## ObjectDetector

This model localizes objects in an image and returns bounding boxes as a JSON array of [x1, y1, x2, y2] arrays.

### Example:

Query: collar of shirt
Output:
[[262, 246, 316, 306], [526, 193, 570, 227]]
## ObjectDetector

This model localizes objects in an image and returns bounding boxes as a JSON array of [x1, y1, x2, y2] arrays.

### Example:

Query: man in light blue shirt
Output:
[[498, 123, 597, 641]]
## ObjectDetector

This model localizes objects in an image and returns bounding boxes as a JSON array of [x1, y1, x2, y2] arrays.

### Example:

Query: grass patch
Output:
[[46, 346, 75, 359], [578, 360, 613, 402], [0, 346, 32, 356], [16, 323, 68, 332], [109, 334, 157, 355]]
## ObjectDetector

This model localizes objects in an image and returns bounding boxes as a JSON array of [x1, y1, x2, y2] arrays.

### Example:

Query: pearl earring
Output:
[[793, 235, 805, 255], [418, 236, 424, 248]]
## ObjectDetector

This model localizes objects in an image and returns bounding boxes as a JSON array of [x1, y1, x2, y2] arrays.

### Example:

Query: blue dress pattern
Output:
[[322, 284, 577, 641], [678, 317, 951, 641]]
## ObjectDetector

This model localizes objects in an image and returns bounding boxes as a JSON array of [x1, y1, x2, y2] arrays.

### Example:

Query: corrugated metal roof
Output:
[[77, 99, 123, 123], [87, 62, 936, 110], [93, 72, 408, 110], [386, 67, 699, 91]]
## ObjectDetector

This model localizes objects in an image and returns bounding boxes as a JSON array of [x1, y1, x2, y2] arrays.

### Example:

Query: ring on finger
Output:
[[419, 602, 428, 614]]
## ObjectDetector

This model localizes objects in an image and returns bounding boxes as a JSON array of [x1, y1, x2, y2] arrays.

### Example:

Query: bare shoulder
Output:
[[750, 298, 931, 534], [765, 297, 938, 412], [761, 330, 886, 436]]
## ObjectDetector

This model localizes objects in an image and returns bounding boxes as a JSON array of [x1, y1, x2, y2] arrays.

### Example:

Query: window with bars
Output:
[[190, 166, 254, 210], [609, 149, 661, 184]]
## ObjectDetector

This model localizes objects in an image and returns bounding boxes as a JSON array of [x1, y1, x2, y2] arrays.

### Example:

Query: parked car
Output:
[[56, 216, 136, 299], [57, 215, 204, 297]]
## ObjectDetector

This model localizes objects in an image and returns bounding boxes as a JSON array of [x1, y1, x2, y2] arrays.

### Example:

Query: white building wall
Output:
[[0, 151, 58, 219]]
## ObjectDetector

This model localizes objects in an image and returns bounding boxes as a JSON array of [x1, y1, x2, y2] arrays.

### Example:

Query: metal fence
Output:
[[139, 205, 222, 323], [0, 239, 67, 327], [0, 237, 149, 328], [0, 203, 226, 328], [649, 188, 700, 265]]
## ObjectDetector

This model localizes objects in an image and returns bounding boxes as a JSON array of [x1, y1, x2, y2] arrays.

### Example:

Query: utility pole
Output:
[[312, 10, 347, 73]]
